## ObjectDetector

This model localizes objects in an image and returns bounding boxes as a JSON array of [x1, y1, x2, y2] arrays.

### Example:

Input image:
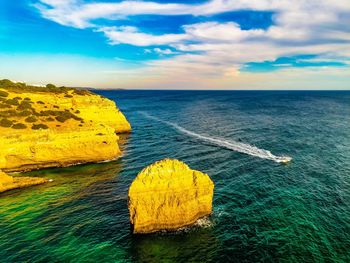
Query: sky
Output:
[[0, 0, 350, 89]]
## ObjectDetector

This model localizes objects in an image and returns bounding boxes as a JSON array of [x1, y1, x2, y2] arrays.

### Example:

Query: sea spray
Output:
[[140, 112, 292, 163]]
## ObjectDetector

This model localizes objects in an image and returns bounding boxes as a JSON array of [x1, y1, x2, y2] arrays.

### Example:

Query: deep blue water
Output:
[[1, 90, 350, 262]]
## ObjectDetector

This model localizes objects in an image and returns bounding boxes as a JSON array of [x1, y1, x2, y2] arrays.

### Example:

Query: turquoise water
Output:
[[1, 90, 350, 262]]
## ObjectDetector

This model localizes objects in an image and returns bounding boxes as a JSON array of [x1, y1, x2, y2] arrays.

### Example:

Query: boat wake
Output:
[[140, 112, 292, 164]]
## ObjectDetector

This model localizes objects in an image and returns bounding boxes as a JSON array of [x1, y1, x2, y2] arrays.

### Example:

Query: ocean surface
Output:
[[1, 90, 350, 262]]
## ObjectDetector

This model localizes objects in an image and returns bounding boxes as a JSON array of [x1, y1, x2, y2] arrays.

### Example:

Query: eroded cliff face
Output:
[[0, 126, 120, 172], [128, 159, 214, 234], [0, 171, 47, 193], [0, 84, 131, 172]]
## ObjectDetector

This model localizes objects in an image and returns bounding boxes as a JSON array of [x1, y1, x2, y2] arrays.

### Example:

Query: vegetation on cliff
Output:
[[0, 79, 131, 133], [0, 80, 94, 131], [0, 79, 91, 95], [128, 159, 214, 234]]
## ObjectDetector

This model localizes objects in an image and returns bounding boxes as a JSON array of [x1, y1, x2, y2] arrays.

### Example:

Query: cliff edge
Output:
[[128, 159, 214, 234]]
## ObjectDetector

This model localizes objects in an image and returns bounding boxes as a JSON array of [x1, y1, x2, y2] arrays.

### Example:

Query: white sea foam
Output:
[[140, 112, 292, 163]]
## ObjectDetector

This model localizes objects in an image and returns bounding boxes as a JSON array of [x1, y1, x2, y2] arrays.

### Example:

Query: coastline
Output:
[[0, 80, 131, 192]]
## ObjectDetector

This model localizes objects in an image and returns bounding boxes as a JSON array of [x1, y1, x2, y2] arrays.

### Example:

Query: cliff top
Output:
[[0, 79, 129, 133], [0, 79, 92, 96], [129, 158, 213, 192]]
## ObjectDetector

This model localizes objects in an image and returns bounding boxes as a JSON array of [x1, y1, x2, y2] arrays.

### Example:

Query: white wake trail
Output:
[[140, 112, 291, 163]]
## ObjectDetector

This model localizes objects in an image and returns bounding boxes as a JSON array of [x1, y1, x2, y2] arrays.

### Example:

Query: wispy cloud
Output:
[[97, 26, 188, 46]]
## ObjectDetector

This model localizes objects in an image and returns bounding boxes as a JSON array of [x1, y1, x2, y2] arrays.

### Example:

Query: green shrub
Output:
[[12, 123, 27, 129], [0, 79, 17, 88], [32, 110, 41, 116], [39, 110, 50, 116], [53, 105, 59, 109], [72, 115, 83, 122], [73, 89, 91, 96], [0, 104, 11, 109], [0, 110, 16, 117], [24, 97, 31, 101], [18, 110, 32, 117], [32, 124, 49, 130], [55, 116, 67, 123], [54, 111, 81, 123], [64, 94, 73, 98], [46, 84, 56, 90], [39, 110, 54, 116], [0, 79, 93, 96], [0, 118, 13, 127], [17, 101, 32, 111], [25, 116, 38, 123], [46, 117, 54, 121], [6, 98, 20, 106], [75, 110, 80, 114], [0, 90, 9, 97], [37, 101, 45, 104]]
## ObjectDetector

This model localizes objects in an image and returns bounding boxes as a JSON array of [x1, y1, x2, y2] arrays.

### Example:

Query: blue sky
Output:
[[0, 0, 349, 89]]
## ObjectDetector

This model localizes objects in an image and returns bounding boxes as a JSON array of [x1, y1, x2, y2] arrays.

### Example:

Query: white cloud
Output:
[[184, 22, 264, 42], [98, 26, 188, 46], [153, 48, 177, 55], [35, 0, 191, 28], [36, 0, 350, 28]]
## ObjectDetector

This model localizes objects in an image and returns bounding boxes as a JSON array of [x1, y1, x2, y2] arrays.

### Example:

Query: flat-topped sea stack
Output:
[[128, 159, 214, 234], [0, 79, 131, 172], [0, 170, 48, 193]]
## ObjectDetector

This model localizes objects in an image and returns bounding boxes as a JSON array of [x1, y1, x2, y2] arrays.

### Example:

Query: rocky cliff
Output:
[[128, 159, 214, 234], [0, 80, 131, 173]]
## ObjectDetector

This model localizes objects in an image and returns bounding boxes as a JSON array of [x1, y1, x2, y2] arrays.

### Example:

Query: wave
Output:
[[140, 112, 292, 163]]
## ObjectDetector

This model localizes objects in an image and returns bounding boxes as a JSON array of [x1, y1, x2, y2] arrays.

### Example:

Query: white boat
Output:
[[276, 156, 292, 164]]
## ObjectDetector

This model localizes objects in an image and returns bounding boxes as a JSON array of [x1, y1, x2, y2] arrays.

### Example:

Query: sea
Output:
[[1, 90, 350, 262]]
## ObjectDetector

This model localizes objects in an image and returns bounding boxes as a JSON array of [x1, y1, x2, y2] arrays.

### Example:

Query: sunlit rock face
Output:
[[128, 159, 214, 234], [70, 93, 131, 133], [0, 171, 47, 193], [0, 83, 131, 172], [0, 126, 121, 172]]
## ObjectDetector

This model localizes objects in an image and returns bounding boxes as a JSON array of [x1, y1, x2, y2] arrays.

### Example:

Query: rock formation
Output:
[[0, 170, 48, 193], [0, 80, 131, 172], [128, 159, 214, 234]]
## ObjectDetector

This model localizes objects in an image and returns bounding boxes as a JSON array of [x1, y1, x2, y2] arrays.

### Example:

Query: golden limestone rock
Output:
[[0, 80, 131, 172], [0, 126, 121, 172], [71, 93, 131, 133], [0, 171, 47, 193], [128, 159, 214, 234]]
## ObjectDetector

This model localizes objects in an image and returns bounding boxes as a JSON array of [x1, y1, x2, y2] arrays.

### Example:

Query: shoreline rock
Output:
[[128, 159, 214, 234], [0, 126, 121, 172], [0, 171, 48, 193]]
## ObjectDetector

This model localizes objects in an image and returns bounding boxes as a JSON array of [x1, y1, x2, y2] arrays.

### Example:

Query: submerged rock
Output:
[[128, 159, 214, 234], [0, 171, 48, 193]]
